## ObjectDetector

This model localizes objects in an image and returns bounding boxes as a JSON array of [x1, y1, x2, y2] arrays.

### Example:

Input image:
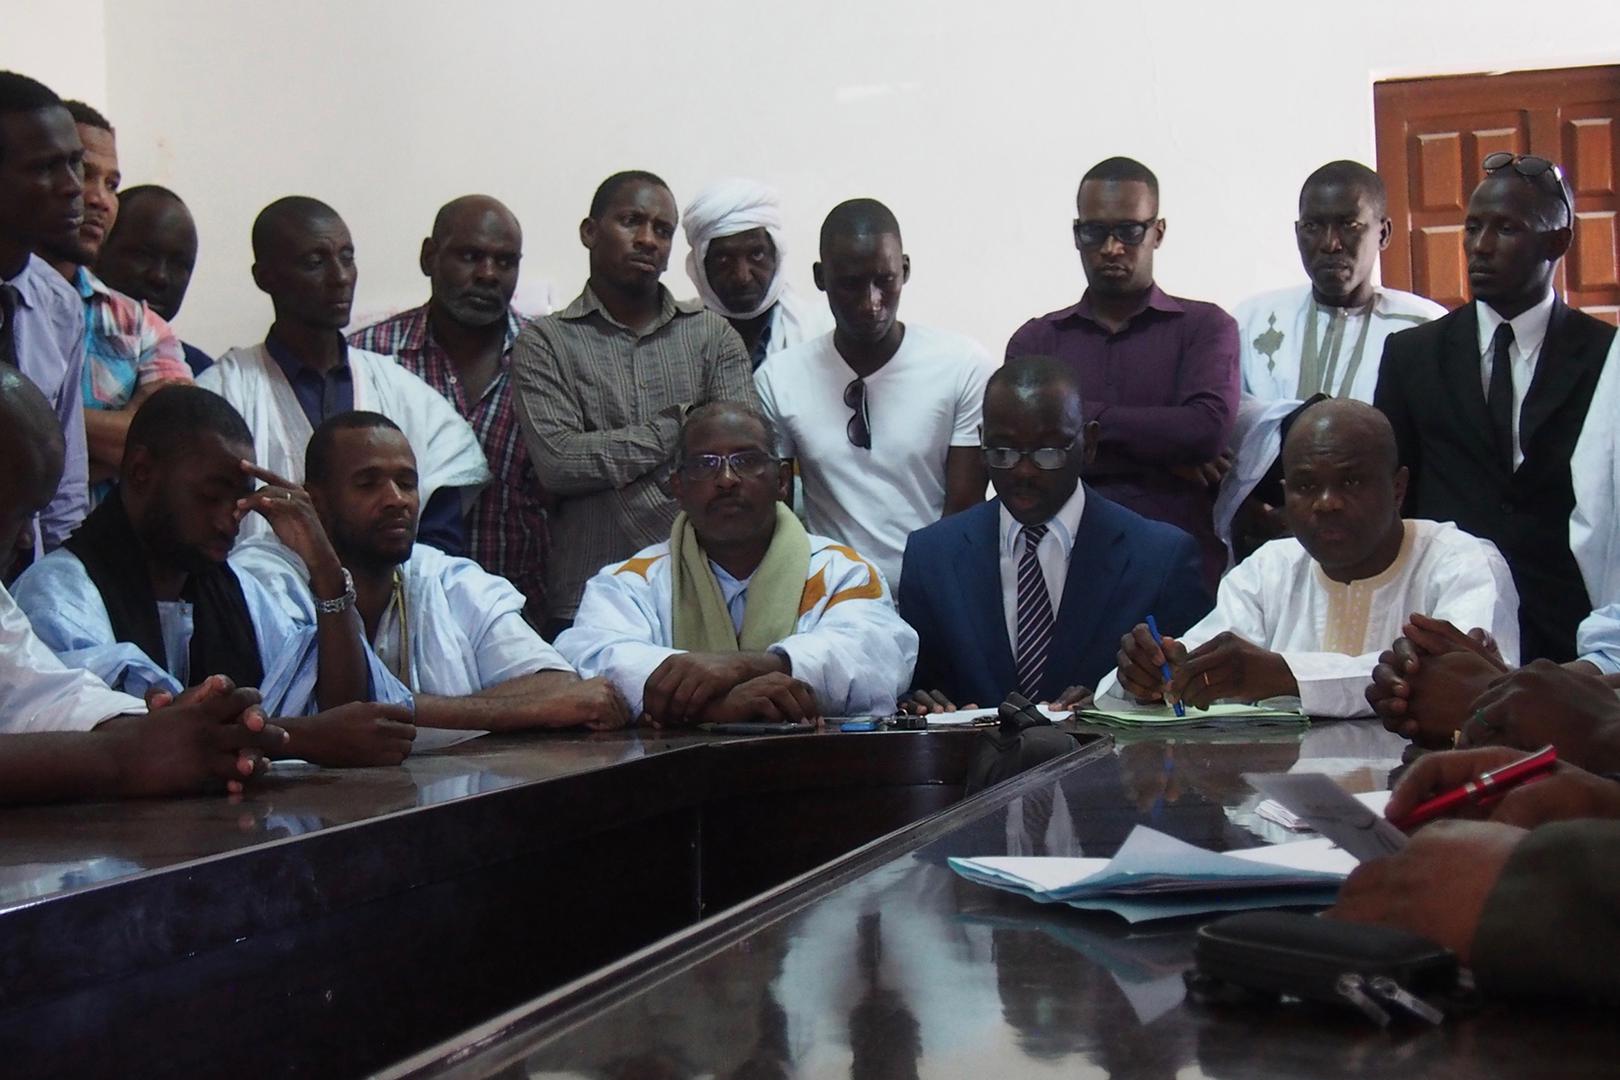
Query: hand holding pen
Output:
[[1383, 745, 1620, 831], [1117, 617, 1187, 716]]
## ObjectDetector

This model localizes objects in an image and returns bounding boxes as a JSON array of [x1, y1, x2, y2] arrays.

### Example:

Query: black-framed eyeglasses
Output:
[[678, 450, 779, 480], [981, 439, 1078, 471], [844, 377, 872, 450], [1482, 152, 1573, 227], [1072, 218, 1158, 248]]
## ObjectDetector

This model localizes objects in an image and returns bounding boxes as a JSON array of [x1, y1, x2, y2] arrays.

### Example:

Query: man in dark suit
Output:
[[1375, 154, 1616, 663], [898, 355, 1210, 710]]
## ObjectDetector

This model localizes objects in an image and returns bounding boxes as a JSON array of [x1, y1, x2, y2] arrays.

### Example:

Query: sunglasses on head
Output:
[[1482, 152, 1573, 227]]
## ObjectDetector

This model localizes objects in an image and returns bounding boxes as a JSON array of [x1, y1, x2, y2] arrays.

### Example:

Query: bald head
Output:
[[251, 196, 342, 261], [677, 400, 778, 460], [1283, 399, 1398, 475], [0, 368, 67, 559], [421, 195, 523, 329], [819, 198, 901, 257], [1281, 399, 1408, 581]]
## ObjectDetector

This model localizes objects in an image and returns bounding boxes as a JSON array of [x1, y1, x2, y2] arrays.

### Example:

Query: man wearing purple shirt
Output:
[[1006, 157, 1239, 588], [0, 72, 91, 575]]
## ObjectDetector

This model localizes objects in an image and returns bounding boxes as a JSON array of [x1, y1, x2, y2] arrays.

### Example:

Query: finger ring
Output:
[[1203, 673, 1212, 687]]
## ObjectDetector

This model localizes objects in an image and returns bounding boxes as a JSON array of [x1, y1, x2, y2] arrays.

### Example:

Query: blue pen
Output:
[[1145, 614, 1185, 717]]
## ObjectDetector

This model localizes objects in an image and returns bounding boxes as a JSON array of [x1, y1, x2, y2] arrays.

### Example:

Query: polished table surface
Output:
[[383, 722, 1620, 1080]]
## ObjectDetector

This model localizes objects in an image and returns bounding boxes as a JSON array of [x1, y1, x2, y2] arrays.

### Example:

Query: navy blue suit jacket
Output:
[[898, 490, 1212, 704]]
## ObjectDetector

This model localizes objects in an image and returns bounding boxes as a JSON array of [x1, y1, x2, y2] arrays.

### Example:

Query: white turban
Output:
[[682, 177, 788, 321]]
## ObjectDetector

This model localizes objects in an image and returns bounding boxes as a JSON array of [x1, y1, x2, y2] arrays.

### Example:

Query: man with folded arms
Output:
[[681, 177, 830, 370], [559, 402, 916, 726], [0, 366, 285, 800], [1101, 399, 1519, 717], [236, 412, 630, 733], [14, 386, 417, 766]]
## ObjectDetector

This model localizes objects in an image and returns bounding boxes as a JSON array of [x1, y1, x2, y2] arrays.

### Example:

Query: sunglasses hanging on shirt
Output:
[[844, 377, 872, 450]]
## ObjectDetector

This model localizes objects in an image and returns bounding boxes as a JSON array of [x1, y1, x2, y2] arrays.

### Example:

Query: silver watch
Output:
[[314, 567, 356, 615]]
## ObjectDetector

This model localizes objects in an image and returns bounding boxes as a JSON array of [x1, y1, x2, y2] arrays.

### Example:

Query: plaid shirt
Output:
[[75, 267, 191, 409], [350, 304, 550, 616]]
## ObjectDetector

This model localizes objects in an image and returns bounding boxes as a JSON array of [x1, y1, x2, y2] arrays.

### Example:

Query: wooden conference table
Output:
[[2, 721, 1613, 1078]]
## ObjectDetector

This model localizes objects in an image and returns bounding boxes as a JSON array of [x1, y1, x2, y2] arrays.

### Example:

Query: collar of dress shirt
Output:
[[1476, 288, 1555, 359], [998, 480, 1088, 561], [266, 329, 351, 379], [1062, 283, 1185, 328], [561, 283, 703, 330]]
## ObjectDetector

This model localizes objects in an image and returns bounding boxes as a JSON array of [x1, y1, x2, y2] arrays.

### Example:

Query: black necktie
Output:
[[1486, 322, 1515, 470], [0, 282, 21, 369]]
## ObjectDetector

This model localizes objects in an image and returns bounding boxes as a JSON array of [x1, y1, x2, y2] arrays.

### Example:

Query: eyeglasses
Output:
[[1072, 218, 1158, 248], [678, 450, 778, 480], [1482, 152, 1573, 227], [981, 439, 1078, 471], [844, 378, 872, 450]]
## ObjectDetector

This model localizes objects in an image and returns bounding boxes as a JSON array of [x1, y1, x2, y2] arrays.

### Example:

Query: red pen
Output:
[[1392, 745, 1558, 831]]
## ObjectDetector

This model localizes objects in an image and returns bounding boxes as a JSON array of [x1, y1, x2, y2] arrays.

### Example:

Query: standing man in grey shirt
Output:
[[513, 171, 754, 638]]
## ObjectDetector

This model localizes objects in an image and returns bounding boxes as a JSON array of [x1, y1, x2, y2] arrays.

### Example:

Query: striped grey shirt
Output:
[[513, 284, 755, 618]]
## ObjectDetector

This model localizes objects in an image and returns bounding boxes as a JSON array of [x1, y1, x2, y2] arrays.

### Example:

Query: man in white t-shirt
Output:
[[754, 199, 995, 588]]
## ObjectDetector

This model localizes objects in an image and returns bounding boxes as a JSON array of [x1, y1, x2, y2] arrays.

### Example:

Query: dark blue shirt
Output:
[[265, 331, 466, 556], [181, 340, 214, 376]]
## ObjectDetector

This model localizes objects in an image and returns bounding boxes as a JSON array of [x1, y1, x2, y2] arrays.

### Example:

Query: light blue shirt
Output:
[[5, 254, 89, 553], [708, 561, 752, 636], [11, 546, 412, 715]]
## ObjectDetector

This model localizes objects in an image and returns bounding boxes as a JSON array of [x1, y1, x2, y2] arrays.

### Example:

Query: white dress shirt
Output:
[[998, 483, 1087, 652], [1477, 291, 1555, 470]]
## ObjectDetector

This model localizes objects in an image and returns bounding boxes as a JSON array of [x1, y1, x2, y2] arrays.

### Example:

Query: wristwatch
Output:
[[314, 567, 356, 615]]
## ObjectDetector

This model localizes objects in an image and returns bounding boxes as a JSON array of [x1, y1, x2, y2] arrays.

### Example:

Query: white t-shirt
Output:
[[755, 325, 996, 588]]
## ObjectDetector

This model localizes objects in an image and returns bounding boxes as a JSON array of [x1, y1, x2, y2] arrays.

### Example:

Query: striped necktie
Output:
[[1014, 523, 1054, 699]]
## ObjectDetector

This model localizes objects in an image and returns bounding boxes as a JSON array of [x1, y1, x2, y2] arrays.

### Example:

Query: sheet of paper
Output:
[[1074, 700, 1307, 729], [1256, 790, 1391, 832], [1245, 772, 1406, 861], [924, 705, 1072, 727], [411, 728, 488, 752]]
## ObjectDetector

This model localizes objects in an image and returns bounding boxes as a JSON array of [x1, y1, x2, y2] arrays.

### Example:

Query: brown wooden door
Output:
[[1375, 65, 1620, 325]]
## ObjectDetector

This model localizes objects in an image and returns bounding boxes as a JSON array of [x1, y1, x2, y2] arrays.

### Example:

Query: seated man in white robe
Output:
[[558, 402, 917, 726], [682, 178, 832, 371], [0, 366, 286, 801], [1569, 335, 1620, 678], [14, 386, 417, 766], [234, 411, 631, 733], [1100, 399, 1520, 717], [196, 196, 489, 553]]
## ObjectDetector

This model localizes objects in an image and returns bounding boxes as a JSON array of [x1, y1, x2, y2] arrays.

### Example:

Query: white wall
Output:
[[15, 0, 1620, 355], [0, 0, 106, 111]]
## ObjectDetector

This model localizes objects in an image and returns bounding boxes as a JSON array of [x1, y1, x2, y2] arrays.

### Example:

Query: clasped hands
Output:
[[641, 652, 820, 727]]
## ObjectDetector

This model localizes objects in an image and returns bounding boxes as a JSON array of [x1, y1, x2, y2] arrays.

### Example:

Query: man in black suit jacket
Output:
[[1375, 155, 1616, 662]]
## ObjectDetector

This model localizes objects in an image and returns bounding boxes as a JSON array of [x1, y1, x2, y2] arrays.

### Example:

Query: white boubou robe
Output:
[[1234, 284, 1446, 404], [1097, 520, 1521, 717], [12, 546, 411, 716], [196, 344, 491, 546], [0, 582, 145, 733], [1570, 335, 1620, 671], [232, 540, 571, 699], [556, 534, 917, 717]]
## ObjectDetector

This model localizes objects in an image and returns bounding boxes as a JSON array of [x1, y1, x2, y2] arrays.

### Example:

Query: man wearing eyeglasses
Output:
[[754, 198, 995, 592], [1007, 157, 1240, 593], [898, 356, 1209, 713], [558, 402, 917, 727], [1375, 152, 1617, 664]]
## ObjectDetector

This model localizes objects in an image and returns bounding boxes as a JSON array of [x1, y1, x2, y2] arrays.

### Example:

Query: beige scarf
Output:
[[671, 503, 810, 652]]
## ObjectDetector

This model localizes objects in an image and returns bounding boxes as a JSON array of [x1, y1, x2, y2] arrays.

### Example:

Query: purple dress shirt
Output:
[[6, 255, 89, 556], [1006, 285, 1240, 587]]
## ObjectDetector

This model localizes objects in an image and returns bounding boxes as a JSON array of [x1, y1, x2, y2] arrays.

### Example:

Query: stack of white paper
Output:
[[949, 825, 1356, 923]]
